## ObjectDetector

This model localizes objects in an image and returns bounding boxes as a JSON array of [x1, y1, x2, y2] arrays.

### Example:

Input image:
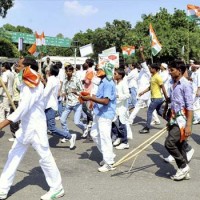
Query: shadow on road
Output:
[[149, 142, 176, 179], [77, 146, 102, 165], [0, 130, 5, 138], [9, 167, 48, 198], [191, 133, 200, 145]]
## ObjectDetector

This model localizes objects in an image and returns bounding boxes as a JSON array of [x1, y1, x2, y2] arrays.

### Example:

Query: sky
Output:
[[0, 0, 199, 39]]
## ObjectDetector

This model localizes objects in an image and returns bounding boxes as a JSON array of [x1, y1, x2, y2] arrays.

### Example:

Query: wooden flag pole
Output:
[[0, 77, 16, 111], [113, 127, 167, 168]]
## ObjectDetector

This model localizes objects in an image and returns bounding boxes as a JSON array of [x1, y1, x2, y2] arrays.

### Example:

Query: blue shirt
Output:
[[170, 76, 193, 113], [93, 77, 116, 120]]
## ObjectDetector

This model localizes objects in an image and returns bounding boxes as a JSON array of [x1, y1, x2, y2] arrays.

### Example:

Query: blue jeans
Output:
[[57, 100, 64, 117], [45, 108, 71, 139], [146, 98, 164, 129], [60, 104, 86, 134], [128, 87, 137, 109]]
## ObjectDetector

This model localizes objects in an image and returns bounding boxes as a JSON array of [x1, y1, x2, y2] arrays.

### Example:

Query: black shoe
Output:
[[139, 127, 149, 134]]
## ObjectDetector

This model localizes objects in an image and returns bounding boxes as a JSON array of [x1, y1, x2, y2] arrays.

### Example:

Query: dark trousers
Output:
[[10, 101, 19, 136], [82, 102, 93, 123], [165, 125, 188, 168], [112, 117, 128, 144]]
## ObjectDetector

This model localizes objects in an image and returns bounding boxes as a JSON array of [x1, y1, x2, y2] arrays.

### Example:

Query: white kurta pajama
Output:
[[0, 81, 62, 194], [115, 78, 133, 139], [191, 69, 200, 122]]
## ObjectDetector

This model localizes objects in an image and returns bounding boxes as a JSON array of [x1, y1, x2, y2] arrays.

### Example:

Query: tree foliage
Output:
[[1, 7, 200, 62], [0, 38, 19, 57], [0, 0, 14, 18], [72, 8, 200, 63], [3, 23, 33, 33]]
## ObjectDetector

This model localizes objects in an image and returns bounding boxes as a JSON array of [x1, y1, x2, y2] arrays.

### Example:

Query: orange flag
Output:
[[28, 43, 36, 55]]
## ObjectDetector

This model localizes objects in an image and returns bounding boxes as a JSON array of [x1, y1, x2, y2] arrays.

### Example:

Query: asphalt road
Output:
[[0, 107, 200, 200]]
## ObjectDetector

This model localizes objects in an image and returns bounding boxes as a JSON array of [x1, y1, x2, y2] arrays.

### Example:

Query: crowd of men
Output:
[[0, 47, 199, 199]]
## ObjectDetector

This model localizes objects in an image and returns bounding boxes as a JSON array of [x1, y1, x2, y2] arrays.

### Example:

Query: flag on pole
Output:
[[121, 46, 135, 58], [28, 43, 39, 57], [187, 4, 200, 21], [35, 32, 47, 54], [149, 23, 162, 56], [79, 43, 93, 57]]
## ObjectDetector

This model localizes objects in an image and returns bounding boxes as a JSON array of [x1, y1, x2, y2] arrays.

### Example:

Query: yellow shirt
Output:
[[150, 73, 163, 98]]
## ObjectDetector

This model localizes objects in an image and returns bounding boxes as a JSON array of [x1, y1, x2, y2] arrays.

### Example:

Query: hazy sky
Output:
[[0, 0, 199, 39]]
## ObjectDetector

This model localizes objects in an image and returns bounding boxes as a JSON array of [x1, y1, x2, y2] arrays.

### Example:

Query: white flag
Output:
[[79, 43, 93, 57], [102, 47, 116, 55]]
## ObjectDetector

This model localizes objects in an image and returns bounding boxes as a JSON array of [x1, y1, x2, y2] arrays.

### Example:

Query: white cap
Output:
[[189, 59, 194, 64], [161, 63, 168, 69]]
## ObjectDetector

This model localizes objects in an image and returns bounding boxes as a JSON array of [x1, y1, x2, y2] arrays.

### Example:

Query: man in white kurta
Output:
[[191, 64, 200, 124], [0, 62, 14, 122], [0, 58, 64, 200]]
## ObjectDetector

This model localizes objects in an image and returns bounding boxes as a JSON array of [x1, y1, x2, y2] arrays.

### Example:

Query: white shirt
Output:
[[159, 70, 170, 95], [75, 70, 83, 81], [191, 69, 200, 98], [57, 67, 65, 83], [2, 70, 14, 96], [7, 82, 48, 147], [57, 68, 65, 101], [115, 78, 130, 124], [126, 68, 139, 89], [137, 62, 151, 100], [44, 75, 60, 111]]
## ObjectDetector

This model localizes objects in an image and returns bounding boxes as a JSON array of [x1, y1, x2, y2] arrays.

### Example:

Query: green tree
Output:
[[0, 0, 14, 18], [3, 23, 33, 33], [0, 38, 20, 57], [134, 8, 200, 62], [56, 33, 64, 38]]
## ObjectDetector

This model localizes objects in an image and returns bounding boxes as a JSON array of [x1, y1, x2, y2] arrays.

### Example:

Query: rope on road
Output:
[[113, 127, 167, 168]]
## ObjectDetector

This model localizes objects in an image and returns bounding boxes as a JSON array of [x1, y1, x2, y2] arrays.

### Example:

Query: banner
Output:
[[102, 47, 116, 55], [79, 43, 93, 57], [121, 46, 135, 58], [98, 53, 119, 69]]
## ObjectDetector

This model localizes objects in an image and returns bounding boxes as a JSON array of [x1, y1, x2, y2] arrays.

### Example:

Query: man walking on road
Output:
[[0, 58, 64, 200]]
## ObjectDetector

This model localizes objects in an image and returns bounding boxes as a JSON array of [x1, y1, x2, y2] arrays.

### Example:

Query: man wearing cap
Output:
[[0, 57, 64, 200], [80, 65, 117, 172], [42, 56, 52, 80], [159, 63, 170, 96]]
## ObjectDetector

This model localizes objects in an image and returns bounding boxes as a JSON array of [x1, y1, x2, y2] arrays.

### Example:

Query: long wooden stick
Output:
[[113, 127, 167, 167], [0, 77, 16, 110]]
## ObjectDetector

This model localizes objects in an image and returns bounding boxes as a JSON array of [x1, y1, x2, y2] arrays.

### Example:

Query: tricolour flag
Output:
[[35, 32, 47, 53], [149, 23, 162, 56], [121, 46, 135, 58], [187, 4, 200, 21], [28, 43, 39, 57]]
